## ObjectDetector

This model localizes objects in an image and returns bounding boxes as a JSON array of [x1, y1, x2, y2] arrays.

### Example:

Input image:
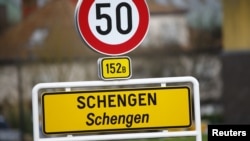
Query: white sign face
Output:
[[88, 0, 139, 45], [75, 0, 150, 56]]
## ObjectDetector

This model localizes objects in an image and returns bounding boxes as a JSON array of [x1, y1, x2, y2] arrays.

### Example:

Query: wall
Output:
[[222, 52, 250, 124], [223, 0, 250, 50], [222, 0, 250, 124], [141, 14, 189, 49]]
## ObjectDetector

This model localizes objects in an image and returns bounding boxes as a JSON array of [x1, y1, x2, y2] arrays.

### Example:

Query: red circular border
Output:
[[76, 0, 149, 56]]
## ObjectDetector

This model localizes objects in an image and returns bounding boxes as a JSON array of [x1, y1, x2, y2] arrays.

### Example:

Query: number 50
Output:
[[96, 2, 133, 35]]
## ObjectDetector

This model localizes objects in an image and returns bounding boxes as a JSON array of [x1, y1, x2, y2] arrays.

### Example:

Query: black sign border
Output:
[[41, 86, 192, 135]]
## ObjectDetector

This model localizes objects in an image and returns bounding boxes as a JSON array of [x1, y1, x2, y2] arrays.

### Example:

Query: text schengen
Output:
[[76, 92, 157, 127]]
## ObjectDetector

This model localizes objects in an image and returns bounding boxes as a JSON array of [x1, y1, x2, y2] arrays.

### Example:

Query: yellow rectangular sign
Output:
[[42, 87, 191, 134], [98, 56, 132, 80]]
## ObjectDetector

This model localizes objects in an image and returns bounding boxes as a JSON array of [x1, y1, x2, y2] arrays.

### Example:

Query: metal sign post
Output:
[[32, 76, 202, 141]]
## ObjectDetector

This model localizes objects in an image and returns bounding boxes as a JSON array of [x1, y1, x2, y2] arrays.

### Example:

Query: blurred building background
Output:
[[0, 0, 249, 140]]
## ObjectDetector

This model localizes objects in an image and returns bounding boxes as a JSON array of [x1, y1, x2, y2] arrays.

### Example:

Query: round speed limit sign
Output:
[[75, 0, 150, 56]]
